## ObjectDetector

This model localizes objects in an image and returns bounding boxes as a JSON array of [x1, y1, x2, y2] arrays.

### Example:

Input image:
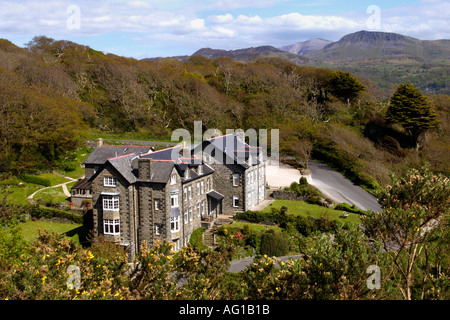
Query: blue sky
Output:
[[0, 0, 448, 58]]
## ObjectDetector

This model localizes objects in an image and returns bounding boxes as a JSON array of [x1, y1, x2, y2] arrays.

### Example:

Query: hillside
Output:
[[181, 31, 450, 95], [305, 31, 450, 61], [279, 38, 333, 55], [0, 35, 448, 194], [191, 45, 311, 65]]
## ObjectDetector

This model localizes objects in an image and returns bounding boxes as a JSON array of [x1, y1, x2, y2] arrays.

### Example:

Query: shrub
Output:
[[27, 205, 83, 223], [334, 202, 366, 215], [299, 176, 308, 186], [259, 231, 290, 257]]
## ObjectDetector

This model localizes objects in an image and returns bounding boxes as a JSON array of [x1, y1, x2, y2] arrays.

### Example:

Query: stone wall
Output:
[[272, 190, 308, 201]]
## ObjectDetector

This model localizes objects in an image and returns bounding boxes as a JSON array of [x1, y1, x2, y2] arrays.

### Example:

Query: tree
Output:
[[363, 165, 450, 300], [386, 83, 438, 150], [329, 70, 365, 105], [292, 138, 313, 169]]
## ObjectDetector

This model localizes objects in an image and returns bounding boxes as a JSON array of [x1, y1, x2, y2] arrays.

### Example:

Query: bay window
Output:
[[103, 219, 120, 235], [103, 195, 119, 211]]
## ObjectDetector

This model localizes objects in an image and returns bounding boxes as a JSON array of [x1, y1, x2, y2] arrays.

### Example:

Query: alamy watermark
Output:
[[66, 265, 81, 290], [366, 265, 381, 290], [66, 4, 81, 30], [366, 5, 381, 30]]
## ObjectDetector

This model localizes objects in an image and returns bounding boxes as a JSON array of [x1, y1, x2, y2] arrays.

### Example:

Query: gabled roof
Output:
[[194, 133, 262, 170], [84, 145, 153, 165]]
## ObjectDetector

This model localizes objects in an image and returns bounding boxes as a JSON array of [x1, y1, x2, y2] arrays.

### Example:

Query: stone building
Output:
[[70, 138, 153, 208], [90, 145, 221, 259], [83, 133, 266, 259], [193, 133, 266, 214]]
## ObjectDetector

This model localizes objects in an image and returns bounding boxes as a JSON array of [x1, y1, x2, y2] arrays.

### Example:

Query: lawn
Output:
[[33, 186, 69, 204], [0, 177, 41, 205], [260, 200, 362, 224], [19, 220, 88, 245], [34, 173, 71, 185]]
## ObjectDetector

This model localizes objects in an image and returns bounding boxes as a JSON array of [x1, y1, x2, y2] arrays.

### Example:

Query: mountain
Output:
[[191, 45, 310, 65], [279, 38, 333, 55], [304, 30, 450, 61]]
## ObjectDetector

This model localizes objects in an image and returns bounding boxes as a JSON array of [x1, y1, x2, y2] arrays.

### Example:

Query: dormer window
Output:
[[170, 174, 177, 185], [104, 176, 117, 187], [198, 165, 203, 175]]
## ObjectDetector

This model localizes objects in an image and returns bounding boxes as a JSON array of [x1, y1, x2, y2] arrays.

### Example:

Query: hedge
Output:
[[334, 202, 367, 215], [19, 174, 51, 187], [27, 205, 84, 223]]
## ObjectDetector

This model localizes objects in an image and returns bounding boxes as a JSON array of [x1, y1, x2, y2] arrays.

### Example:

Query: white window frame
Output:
[[170, 174, 177, 185], [197, 201, 201, 217], [233, 196, 240, 208], [188, 186, 192, 199], [103, 176, 117, 187], [103, 195, 119, 211], [206, 178, 210, 191], [200, 181, 204, 194], [184, 210, 188, 224], [201, 200, 205, 216], [171, 194, 178, 208], [198, 165, 203, 175], [197, 182, 200, 195], [154, 199, 160, 211], [171, 216, 180, 232], [233, 173, 239, 187], [103, 219, 120, 235], [183, 187, 187, 201], [155, 224, 160, 235], [189, 206, 193, 222]]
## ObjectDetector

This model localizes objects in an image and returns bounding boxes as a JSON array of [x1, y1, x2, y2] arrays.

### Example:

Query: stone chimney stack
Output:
[[96, 138, 103, 148], [138, 158, 153, 180]]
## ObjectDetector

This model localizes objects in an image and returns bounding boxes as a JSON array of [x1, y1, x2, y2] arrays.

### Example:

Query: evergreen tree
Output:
[[386, 83, 438, 150], [329, 70, 365, 104]]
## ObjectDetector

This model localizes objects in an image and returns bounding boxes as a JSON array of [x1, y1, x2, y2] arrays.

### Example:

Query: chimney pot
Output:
[[96, 138, 103, 148]]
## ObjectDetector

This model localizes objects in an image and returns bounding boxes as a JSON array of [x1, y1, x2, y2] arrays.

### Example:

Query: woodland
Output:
[[0, 35, 449, 194]]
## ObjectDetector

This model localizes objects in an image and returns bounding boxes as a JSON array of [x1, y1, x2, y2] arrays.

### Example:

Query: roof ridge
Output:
[[107, 153, 136, 161], [102, 144, 152, 148], [141, 145, 179, 157]]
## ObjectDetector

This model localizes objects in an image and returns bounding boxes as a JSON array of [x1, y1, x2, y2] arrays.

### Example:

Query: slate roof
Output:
[[194, 133, 262, 170], [84, 145, 153, 165], [93, 145, 214, 186], [71, 177, 92, 190]]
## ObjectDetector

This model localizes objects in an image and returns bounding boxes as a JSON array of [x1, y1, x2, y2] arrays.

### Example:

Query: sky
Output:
[[0, 0, 449, 59]]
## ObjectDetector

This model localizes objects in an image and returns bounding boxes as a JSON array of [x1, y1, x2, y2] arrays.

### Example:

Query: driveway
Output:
[[265, 159, 382, 212]]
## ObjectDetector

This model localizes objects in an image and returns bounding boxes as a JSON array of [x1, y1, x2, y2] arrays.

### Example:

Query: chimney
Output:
[[96, 138, 103, 148], [138, 158, 153, 180]]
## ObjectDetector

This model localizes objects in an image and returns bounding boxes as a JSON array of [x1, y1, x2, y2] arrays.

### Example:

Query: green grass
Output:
[[33, 173, 70, 186], [19, 220, 85, 244], [260, 200, 362, 224], [33, 186, 69, 204], [85, 129, 174, 143], [230, 221, 282, 233], [58, 146, 92, 179], [0, 177, 41, 205]]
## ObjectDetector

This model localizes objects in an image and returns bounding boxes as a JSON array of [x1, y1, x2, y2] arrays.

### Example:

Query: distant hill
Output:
[[191, 46, 310, 65], [279, 38, 333, 55], [304, 30, 450, 61], [143, 30, 450, 95]]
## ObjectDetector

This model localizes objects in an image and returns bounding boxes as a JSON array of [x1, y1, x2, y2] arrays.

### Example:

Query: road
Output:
[[266, 159, 382, 213], [306, 160, 382, 212]]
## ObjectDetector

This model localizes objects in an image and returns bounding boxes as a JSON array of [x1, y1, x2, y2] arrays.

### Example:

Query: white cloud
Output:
[[209, 13, 234, 24], [0, 0, 448, 57]]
